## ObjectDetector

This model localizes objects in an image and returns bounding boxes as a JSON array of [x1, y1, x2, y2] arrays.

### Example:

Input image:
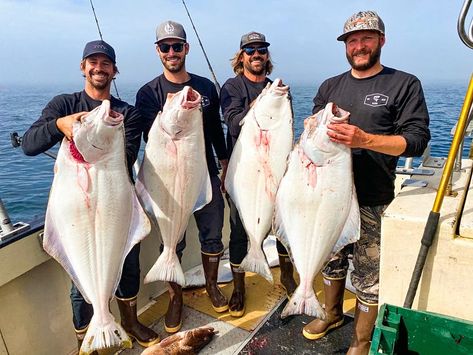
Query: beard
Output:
[[161, 55, 186, 73], [87, 70, 112, 90], [243, 56, 267, 76], [346, 41, 382, 71]]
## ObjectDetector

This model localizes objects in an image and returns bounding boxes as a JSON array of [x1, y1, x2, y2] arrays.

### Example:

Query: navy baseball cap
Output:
[[82, 40, 116, 63]]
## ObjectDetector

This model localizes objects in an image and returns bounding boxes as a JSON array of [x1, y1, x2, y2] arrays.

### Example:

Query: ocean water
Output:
[[0, 83, 468, 224]]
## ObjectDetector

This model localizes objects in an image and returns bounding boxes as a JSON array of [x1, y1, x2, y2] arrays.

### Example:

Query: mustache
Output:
[[250, 56, 265, 62], [353, 49, 370, 56], [90, 70, 109, 76]]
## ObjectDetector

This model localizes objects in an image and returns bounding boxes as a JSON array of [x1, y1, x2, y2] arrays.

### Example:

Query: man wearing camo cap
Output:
[[302, 11, 430, 354]]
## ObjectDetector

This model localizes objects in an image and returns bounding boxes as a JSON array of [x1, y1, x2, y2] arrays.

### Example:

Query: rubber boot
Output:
[[165, 281, 183, 334], [278, 254, 297, 296], [303, 277, 346, 340], [75, 326, 98, 355], [346, 299, 378, 355], [229, 265, 246, 318], [202, 252, 229, 313], [116, 296, 160, 347]]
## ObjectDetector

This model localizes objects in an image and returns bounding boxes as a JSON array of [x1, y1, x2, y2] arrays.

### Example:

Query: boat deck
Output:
[[116, 267, 356, 355]]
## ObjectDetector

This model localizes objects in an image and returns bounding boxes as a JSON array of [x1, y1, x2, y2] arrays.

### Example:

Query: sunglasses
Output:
[[242, 46, 268, 55], [158, 42, 185, 53]]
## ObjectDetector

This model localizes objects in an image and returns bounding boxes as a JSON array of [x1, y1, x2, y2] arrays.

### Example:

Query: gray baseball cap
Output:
[[155, 20, 187, 44], [82, 40, 116, 63], [240, 31, 270, 48], [337, 11, 385, 42]]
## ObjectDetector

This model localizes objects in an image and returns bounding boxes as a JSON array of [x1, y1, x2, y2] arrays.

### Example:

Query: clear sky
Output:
[[1, 0, 472, 89]]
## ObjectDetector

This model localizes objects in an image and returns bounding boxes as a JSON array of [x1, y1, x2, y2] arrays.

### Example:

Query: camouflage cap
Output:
[[337, 10, 385, 42]]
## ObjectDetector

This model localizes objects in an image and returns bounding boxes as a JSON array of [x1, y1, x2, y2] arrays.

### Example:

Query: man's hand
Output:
[[327, 122, 407, 156], [327, 122, 368, 148], [56, 111, 87, 140]]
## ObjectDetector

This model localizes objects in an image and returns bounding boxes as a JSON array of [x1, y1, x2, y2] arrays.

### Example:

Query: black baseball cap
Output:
[[82, 40, 116, 63]]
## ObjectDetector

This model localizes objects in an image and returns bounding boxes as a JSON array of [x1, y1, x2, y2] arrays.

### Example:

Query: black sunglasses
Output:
[[158, 42, 185, 53], [242, 46, 268, 55]]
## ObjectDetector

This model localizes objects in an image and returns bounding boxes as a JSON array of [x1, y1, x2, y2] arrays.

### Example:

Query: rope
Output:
[[88, 0, 121, 100], [181, 0, 221, 94]]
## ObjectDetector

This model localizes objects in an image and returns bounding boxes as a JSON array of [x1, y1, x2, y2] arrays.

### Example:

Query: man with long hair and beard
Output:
[[135, 20, 229, 334], [220, 31, 298, 318], [302, 11, 430, 355]]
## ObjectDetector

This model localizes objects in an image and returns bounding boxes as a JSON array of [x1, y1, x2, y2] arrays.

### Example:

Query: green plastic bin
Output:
[[370, 304, 473, 354]]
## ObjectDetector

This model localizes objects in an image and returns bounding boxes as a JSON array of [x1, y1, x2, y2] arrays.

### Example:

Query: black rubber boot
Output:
[[116, 296, 160, 347], [229, 265, 246, 318], [278, 254, 297, 296], [202, 252, 229, 313], [165, 281, 183, 334]]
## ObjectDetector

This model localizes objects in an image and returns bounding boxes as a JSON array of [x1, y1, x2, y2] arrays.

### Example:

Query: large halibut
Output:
[[136, 87, 212, 287], [225, 79, 293, 282], [274, 102, 360, 318], [43, 100, 151, 354]]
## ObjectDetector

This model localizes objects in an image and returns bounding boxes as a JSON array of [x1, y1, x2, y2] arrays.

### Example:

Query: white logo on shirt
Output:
[[364, 93, 388, 107], [201, 96, 210, 108]]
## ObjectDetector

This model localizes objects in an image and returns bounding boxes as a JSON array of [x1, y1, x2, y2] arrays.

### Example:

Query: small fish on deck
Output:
[[141, 326, 216, 355]]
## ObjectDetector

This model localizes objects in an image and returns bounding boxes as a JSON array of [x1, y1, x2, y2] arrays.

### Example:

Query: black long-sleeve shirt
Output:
[[313, 66, 431, 206], [220, 75, 271, 156], [135, 73, 228, 176], [22, 90, 142, 179]]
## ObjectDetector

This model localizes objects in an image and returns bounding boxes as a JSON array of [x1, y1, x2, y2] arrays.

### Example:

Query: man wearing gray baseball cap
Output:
[[136, 20, 229, 334], [302, 11, 430, 355]]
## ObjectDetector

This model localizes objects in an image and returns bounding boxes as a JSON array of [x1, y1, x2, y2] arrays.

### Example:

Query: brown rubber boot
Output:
[[75, 326, 98, 355], [278, 254, 297, 296], [229, 265, 246, 318], [202, 252, 229, 313], [347, 299, 378, 355], [303, 277, 346, 340], [165, 281, 183, 334], [116, 296, 160, 347]]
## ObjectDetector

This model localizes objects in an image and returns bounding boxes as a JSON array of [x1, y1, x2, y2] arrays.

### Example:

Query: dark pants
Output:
[[164, 175, 225, 257], [71, 243, 141, 330], [226, 194, 288, 265]]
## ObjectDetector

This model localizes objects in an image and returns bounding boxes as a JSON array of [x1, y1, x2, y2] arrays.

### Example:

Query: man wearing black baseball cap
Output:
[[22, 40, 160, 352], [302, 11, 430, 355], [220, 31, 297, 319]]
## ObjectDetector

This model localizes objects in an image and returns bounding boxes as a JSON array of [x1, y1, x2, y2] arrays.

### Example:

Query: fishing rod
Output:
[[181, 0, 221, 94], [89, 0, 121, 100]]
